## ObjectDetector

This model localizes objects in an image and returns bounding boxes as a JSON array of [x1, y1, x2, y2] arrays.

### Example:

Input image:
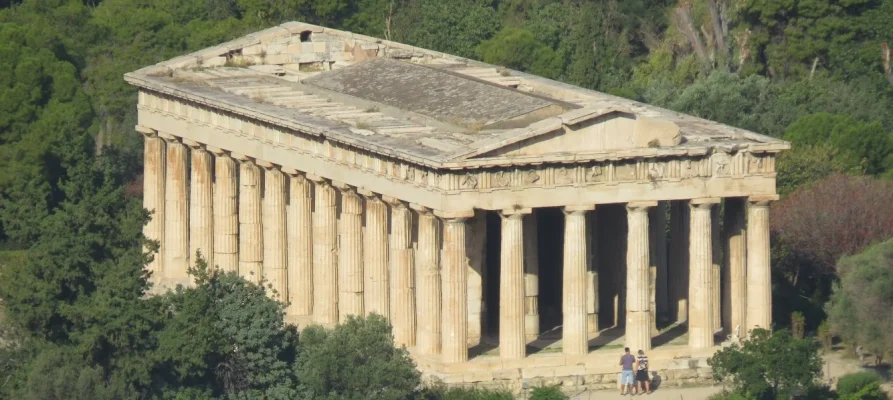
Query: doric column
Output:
[[440, 212, 473, 364], [523, 213, 540, 341], [467, 211, 487, 346], [586, 211, 599, 334], [386, 198, 415, 347], [499, 209, 528, 359], [712, 206, 722, 332], [211, 148, 238, 273], [415, 207, 441, 355], [141, 130, 165, 286], [188, 142, 214, 269], [746, 195, 775, 334], [284, 170, 313, 317], [563, 205, 593, 356], [336, 183, 364, 321], [263, 164, 287, 301], [723, 198, 747, 336], [689, 198, 720, 349], [361, 190, 389, 318], [650, 201, 668, 329], [668, 200, 690, 322], [627, 201, 655, 352], [163, 135, 189, 287], [237, 156, 263, 284], [312, 177, 338, 326]]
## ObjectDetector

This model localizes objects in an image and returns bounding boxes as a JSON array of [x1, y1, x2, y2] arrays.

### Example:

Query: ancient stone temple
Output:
[[126, 22, 788, 391]]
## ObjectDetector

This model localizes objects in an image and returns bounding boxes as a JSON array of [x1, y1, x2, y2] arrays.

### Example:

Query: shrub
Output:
[[530, 385, 568, 400], [296, 314, 421, 400], [709, 329, 823, 399], [837, 371, 885, 399], [420, 386, 514, 400]]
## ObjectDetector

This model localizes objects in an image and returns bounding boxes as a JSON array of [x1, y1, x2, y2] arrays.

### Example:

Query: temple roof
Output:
[[125, 22, 789, 168]]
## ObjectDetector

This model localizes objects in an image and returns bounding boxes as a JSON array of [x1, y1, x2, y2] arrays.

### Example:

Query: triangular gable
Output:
[[462, 108, 681, 159]]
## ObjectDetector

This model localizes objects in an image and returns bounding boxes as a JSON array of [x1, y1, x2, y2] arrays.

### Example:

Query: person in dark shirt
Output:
[[619, 347, 636, 395], [635, 349, 651, 394]]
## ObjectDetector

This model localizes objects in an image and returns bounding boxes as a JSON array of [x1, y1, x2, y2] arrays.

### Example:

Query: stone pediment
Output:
[[465, 108, 682, 159]]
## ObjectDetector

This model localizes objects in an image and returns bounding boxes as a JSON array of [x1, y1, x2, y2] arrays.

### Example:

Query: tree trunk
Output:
[[674, 5, 710, 67], [706, 0, 727, 55]]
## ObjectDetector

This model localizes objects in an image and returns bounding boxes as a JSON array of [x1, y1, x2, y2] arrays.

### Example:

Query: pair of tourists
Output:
[[619, 348, 650, 395]]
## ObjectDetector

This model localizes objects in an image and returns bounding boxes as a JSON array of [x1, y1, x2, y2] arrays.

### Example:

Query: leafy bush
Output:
[[530, 385, 568, 400], [296, 314, 420, 400], [709, 329, 823, 400], [420, 386, 514, 400], [837, 371, 886, 400]]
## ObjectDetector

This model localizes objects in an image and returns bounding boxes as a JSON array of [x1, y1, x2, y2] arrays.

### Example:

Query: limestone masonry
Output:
[[126, 21, 788, 392]]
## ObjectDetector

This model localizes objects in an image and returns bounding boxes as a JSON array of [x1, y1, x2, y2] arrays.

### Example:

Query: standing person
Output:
[[619, 347, 636, 395], [636, 349, 651, 395]]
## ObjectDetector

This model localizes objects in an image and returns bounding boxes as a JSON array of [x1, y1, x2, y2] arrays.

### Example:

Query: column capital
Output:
[[626, 201, 657, 212], [357, 188, 379, 199], [690, 197, 721, 210], [281, 167, 302, 176], [135, 125, 157, 137], [382, 195, 406, 207], [565, 204, 596, 212], [183, 138, 203, 149], [206, 145, 228, 156], [434, 209, 475, 221], [305, 173, 328, 184], [158, 132, 180, 142], [230, 152, 252, 162], [500, 207, 532, 217], [257, 160, 277, 170], [748, 194, 779, 207], [409, 203, 431, 214]]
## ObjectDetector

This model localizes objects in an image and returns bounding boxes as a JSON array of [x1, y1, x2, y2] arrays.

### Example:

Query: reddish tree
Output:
[[771, 174, 893, 275]]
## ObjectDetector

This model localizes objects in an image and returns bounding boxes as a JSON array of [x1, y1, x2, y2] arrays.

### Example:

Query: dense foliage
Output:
[[827, 239, 893, 366], [0, 0, 892, 396], [709, 329, 825, 400]]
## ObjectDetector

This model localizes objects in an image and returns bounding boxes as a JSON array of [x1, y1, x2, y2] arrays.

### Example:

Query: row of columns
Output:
[[143, 132, 773, 363], [142, 132, 475, 363]]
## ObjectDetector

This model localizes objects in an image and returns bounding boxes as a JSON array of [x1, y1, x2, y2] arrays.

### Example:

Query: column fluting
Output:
[[286, 171, 313, 317], [337, 185, 364, 321], [212, 150, 238, 273], [416, 209, 441, 355], [442, 215, 471, 363], [650, 201, 668, 329], [238, 159, 263, 284], [164, 137, 189, 287], [523, 214, 540, 341], [263, 166, 287, 301], [189, 145, 214, 270], [312, 179, 338, 325], [363, 193, 389, 318], [689, 199, 719, 349], [142, 132, 165, 287], [746, 196, 774, 334], [499, 210, 527, 359], [563, 206, 592, 355], [626, 202, 655, 352], [387, 199, 416, 347]]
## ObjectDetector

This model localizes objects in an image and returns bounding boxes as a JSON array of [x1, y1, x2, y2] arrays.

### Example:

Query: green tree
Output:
[[393, 0, 499, 59], [784, 113, 893, 175], [296, 314, 420, 400], [775, 143, 863, 196], [475, 27, 561, 79], [709, 329, 824, 400], [826, 238, 893, 365]]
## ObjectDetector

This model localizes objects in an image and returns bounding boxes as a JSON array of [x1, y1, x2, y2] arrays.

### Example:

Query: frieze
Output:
[[139, 90, 779, 197]]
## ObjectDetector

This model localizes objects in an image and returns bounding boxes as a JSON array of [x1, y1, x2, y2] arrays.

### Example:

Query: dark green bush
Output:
[[837, 371, 886, 400]]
